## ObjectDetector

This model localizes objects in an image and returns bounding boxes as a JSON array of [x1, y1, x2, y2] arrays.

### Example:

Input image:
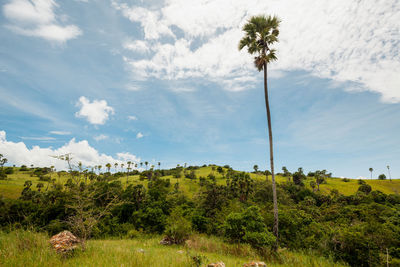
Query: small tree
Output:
[[293, 168, 306, 186], [54, 154, 121, 248], [378, 174, 386, 180], [253, 165, 259, 173]]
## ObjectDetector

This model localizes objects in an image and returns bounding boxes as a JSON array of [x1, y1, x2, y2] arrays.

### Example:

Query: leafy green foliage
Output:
[[164, 207, 192, 244], [224, 206, 275, 249], [1, 165, 400, 266]]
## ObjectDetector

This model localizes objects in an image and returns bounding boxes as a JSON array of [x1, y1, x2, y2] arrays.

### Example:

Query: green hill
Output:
[[1, 166, 399, 199]]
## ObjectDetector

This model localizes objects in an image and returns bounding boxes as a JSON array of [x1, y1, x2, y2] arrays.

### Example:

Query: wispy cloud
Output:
[[20, 136, 56, 141], [3, 0, 82, 43], [94, 134, 108, 141], [127, 115, 138, 121], [50, 131, 71, 135], [114, 0, 400, 102]]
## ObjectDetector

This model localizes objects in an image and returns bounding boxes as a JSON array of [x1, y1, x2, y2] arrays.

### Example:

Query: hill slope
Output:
[[1, 166, 399, 199]]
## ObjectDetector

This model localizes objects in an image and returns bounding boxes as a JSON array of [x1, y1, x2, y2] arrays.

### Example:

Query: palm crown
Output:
[[239, 15, 280, 71]]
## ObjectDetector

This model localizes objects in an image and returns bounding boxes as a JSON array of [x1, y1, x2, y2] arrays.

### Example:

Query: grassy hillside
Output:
[[0, 230, 346, 267], [1, 166, 399, 199]]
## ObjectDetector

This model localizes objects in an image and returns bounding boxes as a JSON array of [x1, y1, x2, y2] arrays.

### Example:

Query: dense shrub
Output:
[[4, 167, 14, 174], [224, 206, 275, 249], [358, 184, 372, 194], [164, 207, 192, 244]]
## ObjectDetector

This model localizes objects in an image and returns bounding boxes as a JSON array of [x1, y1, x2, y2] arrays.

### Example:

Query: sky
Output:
[[0, 0, 399, 178]]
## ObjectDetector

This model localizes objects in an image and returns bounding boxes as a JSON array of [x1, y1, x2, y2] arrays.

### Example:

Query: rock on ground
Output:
[[207, 262, 225, 267], [159, 236, 173, 245], [49, 230, 81, 253], [243, 262, 267, 267]]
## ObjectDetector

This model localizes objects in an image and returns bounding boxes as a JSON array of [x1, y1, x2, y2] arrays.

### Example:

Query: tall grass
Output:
[[0, 230, 347, 267]]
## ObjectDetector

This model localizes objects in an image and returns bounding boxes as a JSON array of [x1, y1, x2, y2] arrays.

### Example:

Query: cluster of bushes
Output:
[[0, 168, 399, 266]]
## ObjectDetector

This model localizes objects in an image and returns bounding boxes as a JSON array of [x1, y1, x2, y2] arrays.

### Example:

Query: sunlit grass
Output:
[[0, 230, 346, 267], [1, 167, 399, 200]]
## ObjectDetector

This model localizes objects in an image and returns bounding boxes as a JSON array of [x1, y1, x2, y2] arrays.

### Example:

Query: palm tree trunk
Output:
[[264, 62, 279, 250]]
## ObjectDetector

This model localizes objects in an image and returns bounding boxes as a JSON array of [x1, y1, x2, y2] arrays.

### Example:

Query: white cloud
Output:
[[0, 131, 6, 142], [127, 115, 138, 121], [114, 0, 400, 102], [3, 0, 82, 43], [123, 40, 150, 53], [112, 1, 174, 40], [94, 134, 108, 141], [0, 130, 140, 170], [50, 131, 71, 135], [136, 132, 143, 139], [20, 136, 56, 141], [125, 83, 141, 91], [75, 96, 115, 125]]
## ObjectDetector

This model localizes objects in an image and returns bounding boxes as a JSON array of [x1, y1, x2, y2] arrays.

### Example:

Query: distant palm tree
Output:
[[145, 161, 148, 170], [114, 163, 118, 173], [387, 165, 391, 181], [253, 165, 259, 173], [239, 15, 281, 249], [121, 163, 124, 173], [369, 167, 373, 179], [127, 161, 132, 173], [140, 162, 143, 169], [98, 165, 102, 174], [158, 162, 161, 170], [105, 163, 111, 173]]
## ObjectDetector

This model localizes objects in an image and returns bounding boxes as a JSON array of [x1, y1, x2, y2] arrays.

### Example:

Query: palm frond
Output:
[[266, 49, 278, 63], [239, 15, 281, 67]]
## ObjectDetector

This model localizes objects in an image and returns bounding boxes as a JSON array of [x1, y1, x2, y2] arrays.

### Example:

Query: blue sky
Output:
[[0, 0, 399, 178]]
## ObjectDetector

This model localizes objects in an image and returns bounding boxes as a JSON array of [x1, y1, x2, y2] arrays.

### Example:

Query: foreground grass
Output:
[[0, 230, 346, 267]]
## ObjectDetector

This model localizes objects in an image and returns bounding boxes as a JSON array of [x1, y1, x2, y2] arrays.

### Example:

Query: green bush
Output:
[[126, 229, 141, 239], [164, 207, 192, 244], [4, 167, 14, 174], [224, 206, 275, 249], [358, 184, 372, 194]]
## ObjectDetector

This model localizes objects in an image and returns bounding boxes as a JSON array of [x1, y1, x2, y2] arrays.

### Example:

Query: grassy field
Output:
[[0, 230, 346, 267], [1, 167, 400, 200]]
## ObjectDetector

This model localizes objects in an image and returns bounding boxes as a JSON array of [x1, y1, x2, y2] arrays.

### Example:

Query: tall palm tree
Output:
[[145, 161, 148, 170], [369, 167, 373, 179], [114, 163, 118, 173], [387, 165, 391, 181], [239, 15, 280, 248], [158, 162, 161, 170]]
